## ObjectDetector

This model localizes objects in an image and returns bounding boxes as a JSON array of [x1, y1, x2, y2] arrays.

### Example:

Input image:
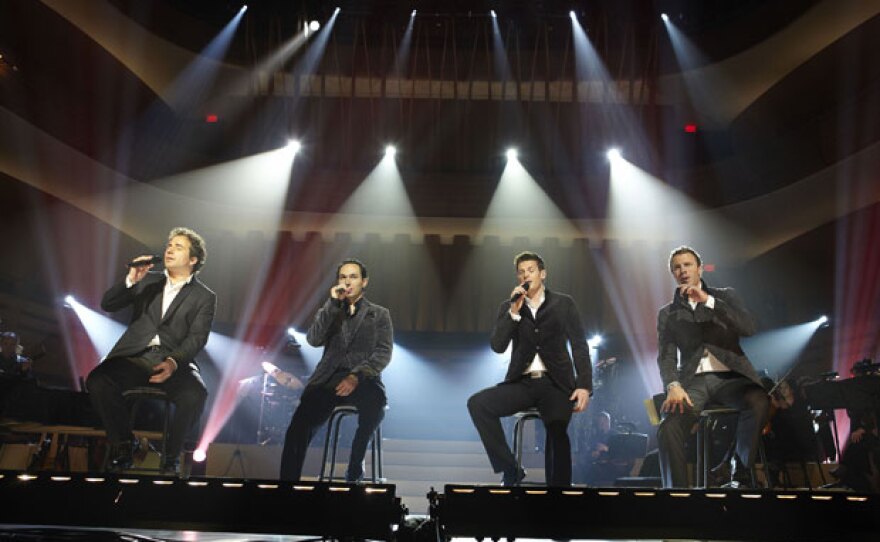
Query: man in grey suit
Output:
[[656, 246, 768, 488], [280, 259, 393, 482], [87, 227, 215, 474]]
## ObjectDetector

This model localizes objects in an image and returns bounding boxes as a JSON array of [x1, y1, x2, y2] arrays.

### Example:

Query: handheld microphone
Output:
[[510, 281, 531, 303], [335, 286, 347, 296], [127, 255, 162, 268]]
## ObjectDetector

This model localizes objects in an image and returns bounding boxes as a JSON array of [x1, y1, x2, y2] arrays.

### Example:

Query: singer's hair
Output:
[[514, 251, 545, 271], [336, 258, 368, 279], [668, 245, 702, 272], [168, 227, 207, 273], [0, 331, 19, 344]]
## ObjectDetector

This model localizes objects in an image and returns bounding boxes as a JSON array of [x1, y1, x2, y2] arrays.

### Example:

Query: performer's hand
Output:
[[127, 255, 155, 284], [335, 374, 359, 397], [570, 388, 590, 412], [149, 358, 176, 384], [509, 284, 528, 314], [678, 284, 708, 304], [329, 285, 347, 301], [852, 428, 866, 443], [661, 385, 694, 414]]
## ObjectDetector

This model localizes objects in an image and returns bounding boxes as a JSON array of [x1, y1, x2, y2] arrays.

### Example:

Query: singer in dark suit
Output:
[[280, 259, 393, 482], [656, 246, 768, 488], [86, 227, 216, 474], [468, 252, 592, 486]]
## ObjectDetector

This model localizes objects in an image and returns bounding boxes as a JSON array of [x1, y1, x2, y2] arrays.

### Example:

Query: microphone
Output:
[[335, 286, 347, 296], [127, 255, 162, 268], [510, 281, 531, 303]]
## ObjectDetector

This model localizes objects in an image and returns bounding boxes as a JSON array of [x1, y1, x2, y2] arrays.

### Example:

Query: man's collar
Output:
[[165, 269, 194, 287]]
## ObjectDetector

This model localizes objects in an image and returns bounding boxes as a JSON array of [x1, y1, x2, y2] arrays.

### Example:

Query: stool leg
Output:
[[329, 412, 347, 481], [161, 399, 171, 466], [375, 424, 383, 482], [319, 411, 337, 481]]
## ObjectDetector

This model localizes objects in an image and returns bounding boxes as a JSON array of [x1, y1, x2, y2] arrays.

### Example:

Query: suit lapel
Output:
[[345, 300, 370, 348]]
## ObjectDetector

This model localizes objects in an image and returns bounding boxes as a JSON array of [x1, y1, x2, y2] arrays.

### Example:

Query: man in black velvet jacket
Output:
[[468, 251, 592, 486], [87, 227, 216, 474], [656, 246, 768, 488], [280, 258, 393, 482]]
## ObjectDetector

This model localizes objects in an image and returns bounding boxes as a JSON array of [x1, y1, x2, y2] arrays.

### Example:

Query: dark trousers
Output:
[[279, 379, 386, 481], [657, 372, 769, 488], [86, 356, 207, 459], [468, 376, 575, 486]]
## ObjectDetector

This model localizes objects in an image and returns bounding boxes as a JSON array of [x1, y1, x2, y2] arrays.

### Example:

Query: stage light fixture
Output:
[[309, 20, 321, 31], [491, 10, 497, 18], [589, 334, 603, 348], [661, 13, 669, 21], [240, 5, 247, 13], [817, 315, 829, 325], [569, 10, 576, 19], [385, 145, 397, 157], [411, 10, 416, 17], [334, 7, 340, 15], [287, 139, 302, 153], [63, 294, 75, 307], [287, 327, 296, 337], [506, 148, 518, 160], [193, 449, 207, 463], [606, 148, 622, 161]]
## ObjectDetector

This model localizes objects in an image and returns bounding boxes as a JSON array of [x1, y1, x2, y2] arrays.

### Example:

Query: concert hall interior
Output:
[[1, 0, 879, 540]]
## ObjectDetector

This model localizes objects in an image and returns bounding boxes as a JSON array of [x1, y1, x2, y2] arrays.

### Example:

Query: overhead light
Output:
[[309, 20, 320, 31], [287, 139, 302, 153], [606, 148, 621, 161], [385, 145, 397, 157], [661, 13, 669, 22], [506, 148, 518, 160]]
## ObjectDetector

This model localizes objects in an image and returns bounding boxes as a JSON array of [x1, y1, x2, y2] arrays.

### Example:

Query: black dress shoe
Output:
[[501, 467, 527, 486], [108, 441, 136, 471]]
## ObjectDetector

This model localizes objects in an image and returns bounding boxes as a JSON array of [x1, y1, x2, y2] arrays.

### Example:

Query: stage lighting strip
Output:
[[152, 480, 174, 486], [775, 494, 798, 500], [119, 478, 140, 484], [488, 489, 511, 494], [222, 482, 244, 488], [50, 476, 72, 482], [365, 487, 388, 494], [187, 481, 209, 487], [329, 486, 351, 492], [633, 491, 656, 497], [450, 488, 475, 494], [670, 492, 692, 498], [740, 493, 762, 499], [705, 493, 727, 499], [597, 491, 619, 497], [846, 496, 869, 502], [85, 477, 106, 483], [525, 490, 548, 495], [293, 485, 316, 491], [258, 484, 279, 489]]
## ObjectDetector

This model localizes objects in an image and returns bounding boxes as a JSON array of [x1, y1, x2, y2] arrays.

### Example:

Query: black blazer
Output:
[[101, 272, 216, 371], [306, 297, 393, 388], [656, 281, 760, 389], [490, 289, 592, 393]]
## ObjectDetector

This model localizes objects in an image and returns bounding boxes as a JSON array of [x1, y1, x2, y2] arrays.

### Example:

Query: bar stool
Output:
[[319, 405, 384, 482], [695, 406, 767, 488], [116, 386, 173, 472], [512, 407, 542, 483]]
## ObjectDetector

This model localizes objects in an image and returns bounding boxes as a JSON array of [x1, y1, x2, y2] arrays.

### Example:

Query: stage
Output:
[[1, 470, 877, 541]]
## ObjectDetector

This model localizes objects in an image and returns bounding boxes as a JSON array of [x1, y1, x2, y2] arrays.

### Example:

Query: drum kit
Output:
[[237, 361, 304, 446]]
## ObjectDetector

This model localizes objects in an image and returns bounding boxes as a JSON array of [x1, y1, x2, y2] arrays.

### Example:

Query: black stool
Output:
[[511, 408, 542, 484], [319, 405, 383, 482], [695, 407, 768, 488], [118, 386, 173, 472]]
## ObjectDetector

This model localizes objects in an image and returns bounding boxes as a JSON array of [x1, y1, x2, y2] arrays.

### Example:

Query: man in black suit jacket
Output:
[[468, 252, 592, 486], [280, 259, 393, 482], [656, 246, 768, 488], [87, 227, 216, 473]]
